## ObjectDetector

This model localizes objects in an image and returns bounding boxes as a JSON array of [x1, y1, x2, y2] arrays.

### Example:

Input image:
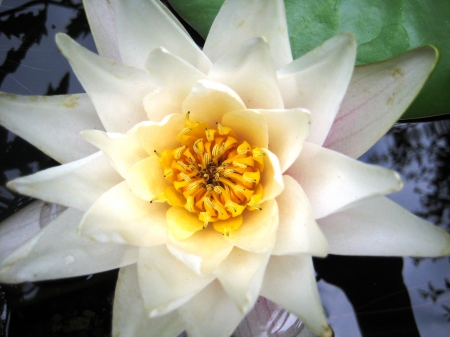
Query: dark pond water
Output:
[[0, 1, 449, 336]]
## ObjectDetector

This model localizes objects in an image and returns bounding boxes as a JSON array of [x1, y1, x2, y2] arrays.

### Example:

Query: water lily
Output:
[[0, 0, 449, 336]]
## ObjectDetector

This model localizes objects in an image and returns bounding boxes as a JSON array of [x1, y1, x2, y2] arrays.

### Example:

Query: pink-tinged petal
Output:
[[83, 0, 121, 61], [0, 201, 65, 262], [7, 152, 122, 211], [79, 181, 167, 246], [260, 149, 284, 202], [261, 255, 332, 337], [221, 109, 268, 149], [273, 175, 328, 257], [278, 33, 356, 146], [115, 0, 211, 73], [204, 0, 292, 70], [127, 155, 169, 201], [137, 245, 214, 317], [55, 33, 154, 133], [179, 280, 245, 337], [113, 265, 186, 337], [324, 45, 438, 158], [287, 142, 403, 219], [166, 226, 233, 276], [143, 48, 207, 121], [226, 199, 278, 253], [182, 80, 246, 127], [0, 208, 138, 283], [318, 196, 450, 257], [0, 93, 102, 164], [209, 37, 284, 109], [214, 248, 270, 313], [259, 108, 310, 173]]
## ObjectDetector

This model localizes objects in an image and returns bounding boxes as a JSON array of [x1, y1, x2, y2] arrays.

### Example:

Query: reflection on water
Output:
[[0, 0, 449, 336]]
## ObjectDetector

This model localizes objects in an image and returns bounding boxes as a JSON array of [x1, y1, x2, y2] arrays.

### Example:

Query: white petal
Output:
[[261, 255, 332, 337], [179, 280, 245, 337], [182, 79, 246, 127], [273, 175, 328, 256], [278, 33, 356, 146], [260, 149, 284, 202], [204, 0, 292, 70], [115, 0, 211, 73], [83, 0, 121, 61], [79, 181, 167, 246], [214, 248, 270, 314], [259, 108, 311, 173], [7, 152, 122, 211], [323, 46, 438, 158], [0, 201, 65, 261], [226, 199, 278, 253], [221, 109, 268, 149], [137, 245, 214, 317], [209, 37, 283, 109], [56, 33, 154, 133], [113, 265, 186, 337], [318, 196, 450, 257], [0, 93, 102, 163], [287, 142, 403, 219], [166, 226, 233, 276], [0, 208, 138, 283]]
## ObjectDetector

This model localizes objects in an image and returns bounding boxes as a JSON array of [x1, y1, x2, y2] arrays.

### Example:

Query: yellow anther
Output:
[[232, 160, 247, 168], [176, 160, 187, 171], [200, 211, 211, 229], [150, 192, 168, 203], [186, 181, 199, 191], [154, 150, 161, 157], [173, 146, 186, 159], [180, 172, 191, 182], [193, 139, 204, 154], [185, 196, 195, 213]]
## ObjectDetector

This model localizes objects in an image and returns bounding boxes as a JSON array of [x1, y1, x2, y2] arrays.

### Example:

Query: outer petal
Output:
[[318, 196, 450, 257], [55, 33, 154, 133], [259, 108, 310, 173], [260, 149, 284, 202], [115, 0, 211, 73], [261, 255, 332, 337], [204, 0, 292, 70], [287, 142, 403, 219], [179, 280, 245, 337], [226, 199, 278, 252], [113, 265, 186, 337], [273, 175, 328, 257], [182, 80, 246, 127], [0, 93, 102, 164], [214, 248, 270, 314], [323, 46, 438, 158], [7, 152, 122, 211], [209, 37, 284, 109], [79, 181, 167, 246], [0, 208, 138, 283], [278, 33, 356, 146], [137, 245, 214, 317]]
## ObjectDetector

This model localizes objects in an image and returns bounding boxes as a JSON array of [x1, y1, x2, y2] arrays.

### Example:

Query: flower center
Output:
[[154, 113, 264, 236]]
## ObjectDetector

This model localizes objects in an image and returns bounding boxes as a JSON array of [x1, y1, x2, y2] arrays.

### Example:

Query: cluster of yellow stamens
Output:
[[153, 113, 264, 236]]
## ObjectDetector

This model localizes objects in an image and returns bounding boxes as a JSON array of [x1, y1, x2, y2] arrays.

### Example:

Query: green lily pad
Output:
[[169, 0, 450, 120]]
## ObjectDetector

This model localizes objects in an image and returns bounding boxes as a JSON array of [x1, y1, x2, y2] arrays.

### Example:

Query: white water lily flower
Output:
[[0, 0, 449, 336]]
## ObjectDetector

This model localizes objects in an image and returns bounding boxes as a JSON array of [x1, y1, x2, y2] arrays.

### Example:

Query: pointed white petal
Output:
[[7, 152, 122, 211], [323, 46, 438, 158], [0, 208, 138, 283], [113, 265, 186, 337], [260, 149, 284, 202], [79, 181, 168, 246], [209, 37, 284, 109], [204, 0, 292, 70], [179, 280, 245, 337], [115, 0, 211, 73], [0, 93, 102, 163], [56, 33, 154, 133], [83, 0, 121, 61], [261, 255, 332, 337], [137, 245, 214, 317], [287, 142, 403, 219], [278, 33, 356, 146], [214, 248, 270, 314], [259, 108, 311, 173], [318, 196, 450, 257], [273, 175, 328, 256]]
